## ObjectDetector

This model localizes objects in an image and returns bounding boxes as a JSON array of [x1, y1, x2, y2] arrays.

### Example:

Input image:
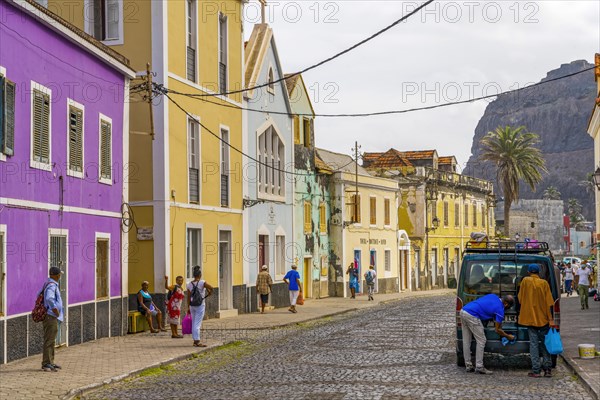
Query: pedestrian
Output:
[[460, 294, 515, 375], [137, 281, 166, 333], [563, 263, 574, 297], [164, 275, 185, 338], [518, 264, 555, 378], [575, 261, 593, 310], [346, 263, 359, 299], [256, 265, 273, 314], [187, 266, 213, 347], [40, 266, 64, 372], [283, 264, 302, 313], [364, 265, 376, 301]]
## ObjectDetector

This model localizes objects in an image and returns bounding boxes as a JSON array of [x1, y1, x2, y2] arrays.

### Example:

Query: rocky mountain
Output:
[[463, 60, 596, 220]]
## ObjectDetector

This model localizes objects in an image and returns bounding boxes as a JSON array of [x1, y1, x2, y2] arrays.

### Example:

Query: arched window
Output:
[[267, 68, 274, 93], [258, 126, 284, 197]]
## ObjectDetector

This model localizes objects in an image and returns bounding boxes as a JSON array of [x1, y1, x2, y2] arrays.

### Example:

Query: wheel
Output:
[[457, 350, 465, 367], [551, 354, 557, 369]]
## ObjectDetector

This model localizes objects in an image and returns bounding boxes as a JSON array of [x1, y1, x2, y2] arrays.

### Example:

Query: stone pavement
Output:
[[0, 289, 451, 400], [559, 292, 600, 400]]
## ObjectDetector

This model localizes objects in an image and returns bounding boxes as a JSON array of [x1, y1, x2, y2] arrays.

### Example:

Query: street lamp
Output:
[[426, 216, 440, 233], [593, 167, 600, 190]]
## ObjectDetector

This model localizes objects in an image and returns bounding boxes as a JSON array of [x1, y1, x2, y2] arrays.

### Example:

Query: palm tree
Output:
[[479, 126, 547, 235], [567, 198, 584, 228], [543, 186, 561, 200]]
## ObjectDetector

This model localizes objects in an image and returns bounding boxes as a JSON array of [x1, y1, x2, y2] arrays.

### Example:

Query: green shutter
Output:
[[69, 106, 83, 172], [100, 120, 111, 179], [4, 80, 15, 156], [33, 90, 50, 164], [0, 76, 4, 152]]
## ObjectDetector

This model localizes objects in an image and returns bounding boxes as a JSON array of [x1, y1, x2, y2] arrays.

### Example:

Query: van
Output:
[[562, 256, 582, 265], [455, 241, 561, 367]]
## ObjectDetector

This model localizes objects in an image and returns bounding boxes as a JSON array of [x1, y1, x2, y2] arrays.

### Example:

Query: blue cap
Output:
[[527, 264, 540, 273]]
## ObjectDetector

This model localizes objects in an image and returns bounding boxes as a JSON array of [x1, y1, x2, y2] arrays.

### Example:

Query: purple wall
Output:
[[0, 1, 127, 315]]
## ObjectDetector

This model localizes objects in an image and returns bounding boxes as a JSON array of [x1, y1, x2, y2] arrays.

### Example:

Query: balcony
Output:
[[413, 167, 493, 194]]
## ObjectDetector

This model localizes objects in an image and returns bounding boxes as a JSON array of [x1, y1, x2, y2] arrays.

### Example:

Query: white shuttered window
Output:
[[99, 115, 112, 184], [30, 83, 51, 170], [67, 100, 84, 176]]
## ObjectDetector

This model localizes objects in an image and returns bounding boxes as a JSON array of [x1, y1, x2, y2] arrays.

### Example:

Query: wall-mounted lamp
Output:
[[593, 167, 600, 190], [426, 216, 440, 233]]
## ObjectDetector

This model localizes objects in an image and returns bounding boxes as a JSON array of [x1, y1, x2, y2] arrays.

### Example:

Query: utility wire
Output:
[[161, 65, 596, 118], [189, 0, 435, 98], [158, 88, 358, 177]]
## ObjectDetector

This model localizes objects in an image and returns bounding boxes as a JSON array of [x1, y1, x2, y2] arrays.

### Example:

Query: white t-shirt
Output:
[[576, 267, 591, 286], [564, 267, 574, 281], [187, 280, 206, 303], [365, 269, 377, 282]]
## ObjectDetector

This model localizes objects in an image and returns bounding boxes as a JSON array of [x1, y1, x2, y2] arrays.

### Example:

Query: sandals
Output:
[[171, 334, 184, 339], [193, 341, 207, 347]]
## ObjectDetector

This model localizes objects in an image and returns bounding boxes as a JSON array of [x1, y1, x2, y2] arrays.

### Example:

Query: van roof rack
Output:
[[465, 240, 551, 254]]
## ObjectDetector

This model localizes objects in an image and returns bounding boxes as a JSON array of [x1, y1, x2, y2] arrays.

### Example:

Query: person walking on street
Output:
[[187, 266, 213, 347], [164, 275, 185, 338], [460, 294, 515, 375], [563, 263, 574, 297], [137, 281, 166, 333], [365, 265, 377, 301], [256, 265, 273, 314], [283, 264, 302, 313], [346, 263, 359, 299], [518, 264, 555, 378], [41, 266, 64, 372], [575, 262, 593, 310]]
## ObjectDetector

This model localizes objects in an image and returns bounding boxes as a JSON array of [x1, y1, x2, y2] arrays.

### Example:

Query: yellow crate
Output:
[[128, 311, 149, 334]]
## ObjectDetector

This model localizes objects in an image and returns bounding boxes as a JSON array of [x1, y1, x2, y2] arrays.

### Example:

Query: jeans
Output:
[[190, 304, 205, 341], [289, 290, 299, 306], [565, 279, 573, 294], [42, 315, 58, 367], [527, 325, 551, 373], [578, 284, 589, 309], [460, 310, 486, 369]]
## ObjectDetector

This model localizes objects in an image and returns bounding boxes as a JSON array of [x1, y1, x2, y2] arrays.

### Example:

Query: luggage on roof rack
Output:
[[464, 240, 550, 254]]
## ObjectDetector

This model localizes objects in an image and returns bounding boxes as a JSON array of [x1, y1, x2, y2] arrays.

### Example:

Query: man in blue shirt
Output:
[[460, 294, 515, 375], [42, 266, 64, 372], [283, 265, 302, 313]]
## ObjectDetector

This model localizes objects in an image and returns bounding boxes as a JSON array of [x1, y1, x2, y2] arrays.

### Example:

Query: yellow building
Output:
[[317, 149, 400, 296], [47, 0, 245, 316], [364, 149, 495, 291], [588, 53, 600, 251]]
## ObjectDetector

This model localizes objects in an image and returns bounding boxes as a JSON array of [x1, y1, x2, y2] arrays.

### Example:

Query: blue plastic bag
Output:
[[502, 337, 516, 346], [544, 328, 563, 355]]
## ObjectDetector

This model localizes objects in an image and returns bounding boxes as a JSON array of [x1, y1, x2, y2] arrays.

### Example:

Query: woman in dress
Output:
[[137, 281, 166, 333], [165, 275, 185, 338]]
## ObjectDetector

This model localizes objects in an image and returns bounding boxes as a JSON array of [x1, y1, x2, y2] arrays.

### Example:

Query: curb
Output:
[[61, 343, 223, 400], [559, 354, 599, 400]]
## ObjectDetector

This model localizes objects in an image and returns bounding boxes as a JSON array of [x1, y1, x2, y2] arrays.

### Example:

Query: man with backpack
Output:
[[41, 266, 63, 372], [365, 265, 377, 301]]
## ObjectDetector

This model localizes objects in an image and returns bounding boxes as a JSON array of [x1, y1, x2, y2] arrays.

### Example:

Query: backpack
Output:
[[190, 281, 204, 307], [32, 282, 52, 323], [365, 270, 375, 286]]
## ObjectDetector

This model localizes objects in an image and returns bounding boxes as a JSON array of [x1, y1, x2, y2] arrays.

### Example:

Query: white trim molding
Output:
[[0, 197, 122, 218]]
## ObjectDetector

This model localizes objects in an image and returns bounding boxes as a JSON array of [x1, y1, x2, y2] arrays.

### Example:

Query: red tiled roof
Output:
[[363, 149, 413, 169], [397, 150, 436, 160], [438, 156, 456, 164]]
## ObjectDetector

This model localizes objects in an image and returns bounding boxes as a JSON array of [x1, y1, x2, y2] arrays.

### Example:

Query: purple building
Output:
[[0, 0, 135, 363]]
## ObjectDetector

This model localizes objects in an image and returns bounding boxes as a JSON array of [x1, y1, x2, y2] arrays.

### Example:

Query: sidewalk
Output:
[[559, 292, 600, 400], [0, 289, 452, 400]]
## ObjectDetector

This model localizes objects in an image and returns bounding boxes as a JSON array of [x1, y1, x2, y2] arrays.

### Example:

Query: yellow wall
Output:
[[127, 206, 155, 292]]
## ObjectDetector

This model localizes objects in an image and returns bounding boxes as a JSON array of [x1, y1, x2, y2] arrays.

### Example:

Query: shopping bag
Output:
[[544, 328, 563, 355], [182, 312, 192, 335], [296, 293, 304, 306]]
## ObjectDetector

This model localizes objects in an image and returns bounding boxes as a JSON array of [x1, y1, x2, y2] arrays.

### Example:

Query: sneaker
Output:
[[528, 372, 542, 378], [466, 366, 475, 373], [475, 367, 493, 375], [41, 364, 56, 372], [51, 364, 61, 370]]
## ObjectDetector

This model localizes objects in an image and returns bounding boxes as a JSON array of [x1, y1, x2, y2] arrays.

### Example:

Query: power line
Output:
[[189, 0, 435, 98], [159, 89, 357, 178], [160, 65, 596, 118]]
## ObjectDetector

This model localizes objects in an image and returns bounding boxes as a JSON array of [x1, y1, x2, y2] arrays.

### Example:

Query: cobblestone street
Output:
[[82, 294, 591, 400]]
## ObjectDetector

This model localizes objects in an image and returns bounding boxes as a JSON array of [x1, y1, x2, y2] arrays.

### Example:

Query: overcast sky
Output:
[[244, 0, 599, 169]]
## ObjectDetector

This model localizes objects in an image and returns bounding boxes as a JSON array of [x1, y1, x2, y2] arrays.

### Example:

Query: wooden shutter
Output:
[[370, 197, 376, 225], [293, 116, 300, 144], [443, 202, 449, 226], [319, 203, 326, 233], [100, 120, 111, 179], [69, 106, 83, 172], [0, 76, 4, 153], [33, 90, 50, 163], [304, 201, 311, 233], [4, 80, 15, 156], [384, 198, 390, 226], [454, 203, 459, 227]]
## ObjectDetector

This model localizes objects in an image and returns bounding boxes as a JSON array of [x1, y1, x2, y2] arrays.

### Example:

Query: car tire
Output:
[[456, 350, 465, 367]]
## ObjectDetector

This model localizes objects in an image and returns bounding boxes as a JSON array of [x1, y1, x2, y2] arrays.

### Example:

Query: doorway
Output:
[[370, 249, 377, 292], [219, 230, 232, 310], [50, 234, 67, 346]]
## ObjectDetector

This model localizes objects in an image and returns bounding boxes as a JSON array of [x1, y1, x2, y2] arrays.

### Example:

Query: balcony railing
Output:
[[413, 166, 493, 193]]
